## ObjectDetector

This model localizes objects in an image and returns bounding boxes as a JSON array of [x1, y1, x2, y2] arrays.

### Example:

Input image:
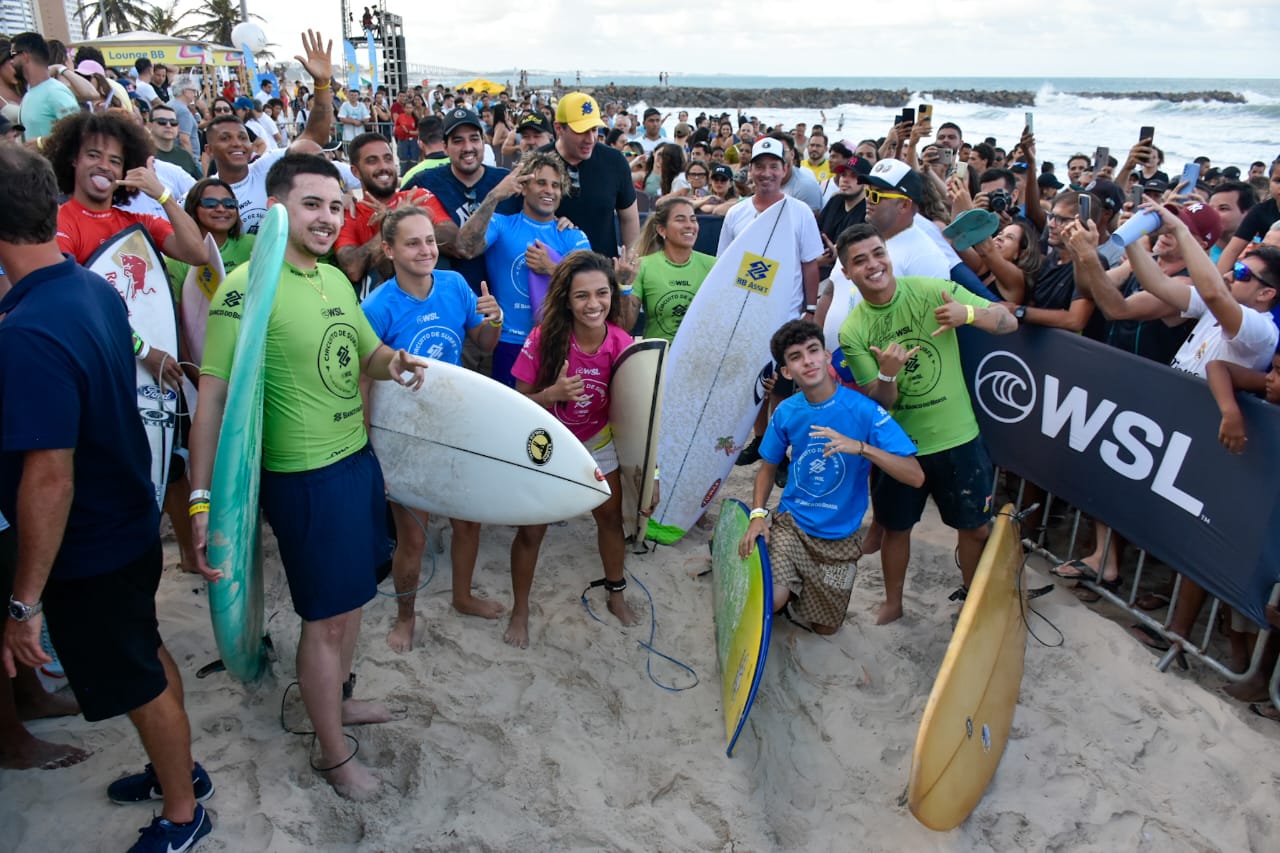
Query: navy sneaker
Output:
[[128, 804, 211, 853], [109, 762, 214, 804], [774, 456, 790, 489], [734, 435, 762, 467]]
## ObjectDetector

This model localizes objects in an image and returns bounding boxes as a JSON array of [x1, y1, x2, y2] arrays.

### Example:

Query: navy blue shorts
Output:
[[260, 444, 390, 622], [42, 540, 167, 722], [871, 435, 994, 532], [491, 340, 523, 388]]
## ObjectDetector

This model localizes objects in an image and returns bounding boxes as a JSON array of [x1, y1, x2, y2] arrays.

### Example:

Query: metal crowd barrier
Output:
[[997, 468, 1280, 713]]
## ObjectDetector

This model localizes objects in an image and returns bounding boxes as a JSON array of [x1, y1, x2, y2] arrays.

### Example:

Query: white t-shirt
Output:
[[134, 80, 159, 103], [254, 89, 272, 107], [119, 160, 197, 219], [886, 224, 952, 280], [339, 101, 370, 142], [915, 212, 963, 269], [257, 112, 283, 147], [228, 147, 289, 234], [822, 264, 863, 352], [637, 135, 663, 154], [1170, 288, 1278, 376], [245, 117, 277, 150], [782, 167, 824, 212]]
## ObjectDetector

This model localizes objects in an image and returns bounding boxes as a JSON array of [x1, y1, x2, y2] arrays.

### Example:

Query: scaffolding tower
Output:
[[340, 0, 408, 94]]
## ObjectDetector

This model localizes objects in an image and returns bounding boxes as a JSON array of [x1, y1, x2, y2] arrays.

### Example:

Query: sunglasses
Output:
[[1233, 261, 1278, 290], [864, 189, 909, 205], [213, 107, 232, 114], [198, 197, 239, 209], [152, 118, 179, 127]]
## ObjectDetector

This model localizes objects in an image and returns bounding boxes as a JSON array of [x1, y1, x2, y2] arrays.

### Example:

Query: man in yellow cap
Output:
[[540, 92, 638, 256]]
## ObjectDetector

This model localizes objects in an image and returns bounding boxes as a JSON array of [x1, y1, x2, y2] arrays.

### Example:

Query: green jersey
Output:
[[837, 276, 990, 456], [166, 234, 255, 303], [632, 250, 715, 342], [202, 261, 382, 472]]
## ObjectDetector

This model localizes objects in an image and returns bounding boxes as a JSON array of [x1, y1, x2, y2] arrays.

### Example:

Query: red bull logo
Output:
[[112, 250, 155, 303]]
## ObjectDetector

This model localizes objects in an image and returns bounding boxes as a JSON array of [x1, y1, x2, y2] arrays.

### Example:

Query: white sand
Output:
[[2, 465, 1275, 852]]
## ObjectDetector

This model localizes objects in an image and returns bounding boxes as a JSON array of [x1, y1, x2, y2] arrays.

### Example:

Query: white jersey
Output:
[[228, 148, 289, 234], [1171, 288, 1277, 376], [118, 160, 196, 220]]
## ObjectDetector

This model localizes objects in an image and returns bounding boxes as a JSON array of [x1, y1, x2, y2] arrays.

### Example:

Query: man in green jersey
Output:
[[188, 154, 427, 801], [836, 223, 1017, 625]]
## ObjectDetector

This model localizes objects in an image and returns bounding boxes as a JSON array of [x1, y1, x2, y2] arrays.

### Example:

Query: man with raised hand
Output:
[[836, 223, 1017, 624]]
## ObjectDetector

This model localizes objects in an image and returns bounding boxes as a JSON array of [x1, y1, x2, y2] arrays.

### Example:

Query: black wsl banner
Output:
[[958, 326, 1280, 628]]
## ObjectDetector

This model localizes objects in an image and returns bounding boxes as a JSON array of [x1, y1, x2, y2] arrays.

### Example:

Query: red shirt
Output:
[[393, 110, 417, 141], [56, 199, 175, 264], [336, 188, 450, 252]]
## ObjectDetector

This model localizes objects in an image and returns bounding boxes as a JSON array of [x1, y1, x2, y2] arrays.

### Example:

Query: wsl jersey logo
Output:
[[794, 441, 846, 498], [733, 252, 777, 296]]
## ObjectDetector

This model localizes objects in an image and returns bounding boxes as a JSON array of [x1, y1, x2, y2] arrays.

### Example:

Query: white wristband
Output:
[[877, 371, 897, 383], [137, 341, 152, 360]]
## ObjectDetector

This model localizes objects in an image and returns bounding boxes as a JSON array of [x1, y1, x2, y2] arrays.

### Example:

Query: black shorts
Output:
[[260, 445, 389, 622], [871, 435, 994, 532], [42, 540, 167, 722]]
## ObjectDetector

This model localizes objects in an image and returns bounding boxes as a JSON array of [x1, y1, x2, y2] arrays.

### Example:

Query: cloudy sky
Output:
[[250, 1, 1280, 80]]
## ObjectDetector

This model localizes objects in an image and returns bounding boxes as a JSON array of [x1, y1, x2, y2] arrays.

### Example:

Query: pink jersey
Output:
[[512, 322, 633, 442]]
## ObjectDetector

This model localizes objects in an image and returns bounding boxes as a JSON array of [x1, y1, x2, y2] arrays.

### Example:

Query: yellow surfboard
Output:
[[908, 504, 1027, 830]]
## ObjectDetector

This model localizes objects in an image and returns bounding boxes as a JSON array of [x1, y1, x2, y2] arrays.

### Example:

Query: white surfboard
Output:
[[369, 360, 612, 525], [181, 232, 224, 368], [609, 338, 668, 543], [651, 199, 803, 541], [86, 224, 178, 508]]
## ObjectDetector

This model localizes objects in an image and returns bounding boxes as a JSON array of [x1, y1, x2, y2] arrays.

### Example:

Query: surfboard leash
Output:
[[375, 494, 439, 598], [580, 569, 700, 693], [278, 680, 361, 771], [998, 505, 1065, 648]]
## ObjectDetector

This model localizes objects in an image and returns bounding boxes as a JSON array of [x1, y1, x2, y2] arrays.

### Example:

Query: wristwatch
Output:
[[8, 596, 42, 622], [1014, 305, 1027, 320]]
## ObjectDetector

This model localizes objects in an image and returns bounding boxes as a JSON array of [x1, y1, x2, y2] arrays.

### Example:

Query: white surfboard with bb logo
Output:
[[369, 360, 611, 525], [651, 198, 804, 540], [86, 224, 179, 508]]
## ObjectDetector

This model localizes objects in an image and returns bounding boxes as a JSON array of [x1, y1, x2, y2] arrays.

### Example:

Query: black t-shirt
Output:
[[539, 142, 636, 257], [1032, 249, 1110, 340], [817, 195, 865, 277], [1237, 198, 1279, 244], [1104, 270, 1194, 364]]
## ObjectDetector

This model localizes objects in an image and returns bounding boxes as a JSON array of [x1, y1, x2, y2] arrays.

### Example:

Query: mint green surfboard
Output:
[[206, 205, 288, 682]]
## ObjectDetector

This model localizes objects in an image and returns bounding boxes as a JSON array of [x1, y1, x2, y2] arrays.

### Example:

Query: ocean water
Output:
[[511, 74, 1280, 176]]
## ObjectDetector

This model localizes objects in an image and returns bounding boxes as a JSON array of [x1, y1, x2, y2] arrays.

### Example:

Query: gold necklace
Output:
[[294, 265, 327, 301]]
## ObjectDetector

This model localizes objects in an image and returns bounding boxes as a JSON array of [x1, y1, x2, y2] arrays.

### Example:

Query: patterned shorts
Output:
[[769, 512, 862, 629]]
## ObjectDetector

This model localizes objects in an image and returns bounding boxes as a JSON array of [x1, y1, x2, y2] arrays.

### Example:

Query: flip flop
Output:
[[1135, 592, 1170, 611], [1248, 702, 1280, 722], [943, 209, 1000, 251], [1127, 623, 1171, 652], [1051, 558, 1099, 582]]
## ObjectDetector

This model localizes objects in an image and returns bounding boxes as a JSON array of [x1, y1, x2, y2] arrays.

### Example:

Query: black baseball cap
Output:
[[517, 113, 552, 136], [443, 106, 483, 136]]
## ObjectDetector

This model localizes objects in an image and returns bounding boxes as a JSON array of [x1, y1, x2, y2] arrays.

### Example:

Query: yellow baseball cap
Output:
[[555, 92, 606, 133]]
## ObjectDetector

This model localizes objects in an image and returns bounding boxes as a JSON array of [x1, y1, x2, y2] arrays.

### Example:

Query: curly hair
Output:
[[514, 149, 568, 188], [43, 111, 154, 207], [532, 251, 621, 391]]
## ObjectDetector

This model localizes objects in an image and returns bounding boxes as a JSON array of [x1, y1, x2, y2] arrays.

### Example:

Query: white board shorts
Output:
[[586, 428, 619, 477]]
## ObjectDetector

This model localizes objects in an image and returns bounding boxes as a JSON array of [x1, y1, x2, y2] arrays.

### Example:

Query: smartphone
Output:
[[893, 113, 903, 126], [901, 107, 915, 125], [1179, 162, 1200, 195], [918, 104, 933, 124], [939, 147, 955, 166], [955, 160, 969, 182], [1024, 112, 1034, 134], [1092, 146, 1109, 176], [1130, 184, 1145, 209], [1079, 194, 1092, 224], [1139, 125, 1155, 144]]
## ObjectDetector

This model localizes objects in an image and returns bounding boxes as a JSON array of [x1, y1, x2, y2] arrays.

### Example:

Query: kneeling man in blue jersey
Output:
[[739, 320, 923, 634]]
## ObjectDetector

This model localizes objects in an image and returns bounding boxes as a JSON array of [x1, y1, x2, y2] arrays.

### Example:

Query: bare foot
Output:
[[179, 550, 201, 574], [453, 595, 505, 620], [386, 617, 415, 653], [504, 610, 530, 648], [875, 600, 903, 625], [608, 593, 640, 627], [341, 698, 395, 725], [862, 521, 883, 555], [0, 737, 92, 770], [16, 687, 79, 721], [813, 622, 841, 635], [1224, 676, 1271, 703], [321, 757, 380, 801]]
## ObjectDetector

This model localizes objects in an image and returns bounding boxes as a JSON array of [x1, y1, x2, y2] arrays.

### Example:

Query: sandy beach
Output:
[[2, 464, 1275, 852]]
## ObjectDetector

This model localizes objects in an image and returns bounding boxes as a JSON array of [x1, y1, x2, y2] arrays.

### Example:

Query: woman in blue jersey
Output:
[[360, 207, 505, 652]]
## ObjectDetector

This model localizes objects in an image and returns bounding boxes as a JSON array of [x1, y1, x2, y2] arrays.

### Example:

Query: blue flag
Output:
[[365, 31, 378, 90], [342, 39, 358, 85]]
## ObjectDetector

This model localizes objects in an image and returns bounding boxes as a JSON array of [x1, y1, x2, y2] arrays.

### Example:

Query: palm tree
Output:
[[137, 0, 192, 34], [75, 0, 151, 36], [180, 0, 263, 47]]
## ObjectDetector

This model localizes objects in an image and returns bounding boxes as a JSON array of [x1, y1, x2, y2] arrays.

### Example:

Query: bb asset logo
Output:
[[974, 351, 1036, 424]]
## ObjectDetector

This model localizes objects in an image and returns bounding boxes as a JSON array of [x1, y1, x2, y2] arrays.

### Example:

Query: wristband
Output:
[[652, 467, 660, 480], [856, 440, 865, 456], [965, 304, 975, 325], [804, 304, 817, 314], [877, 371, 897, 383], [487, 309, 505, 328], [132, 331, 144, 355], [188, 501, 210, 517], [314, 80, 331, 91], [189, 489, 211, 503], [136, 340, 151, 360], [156, 188, 172, 205], [749, 507, 769, 520], [620, 285, 634, 297]]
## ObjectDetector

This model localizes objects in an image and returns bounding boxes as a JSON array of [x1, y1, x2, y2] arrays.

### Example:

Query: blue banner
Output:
[[365, 31, 378, 91], [959, 326, 1280, 628], [342, 39, 358, 86]]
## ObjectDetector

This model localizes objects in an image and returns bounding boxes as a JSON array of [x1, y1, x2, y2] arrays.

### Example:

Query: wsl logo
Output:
[[974, 351, 1036, 424]]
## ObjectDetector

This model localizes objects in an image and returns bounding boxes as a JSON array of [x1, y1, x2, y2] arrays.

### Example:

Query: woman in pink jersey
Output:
[[506, 251, 639, 648]]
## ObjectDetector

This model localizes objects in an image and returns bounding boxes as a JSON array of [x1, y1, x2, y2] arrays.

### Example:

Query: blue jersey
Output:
[[360, 270, 481, 365], [484, 212, 591, 345], [759, 384, 916, 539]]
